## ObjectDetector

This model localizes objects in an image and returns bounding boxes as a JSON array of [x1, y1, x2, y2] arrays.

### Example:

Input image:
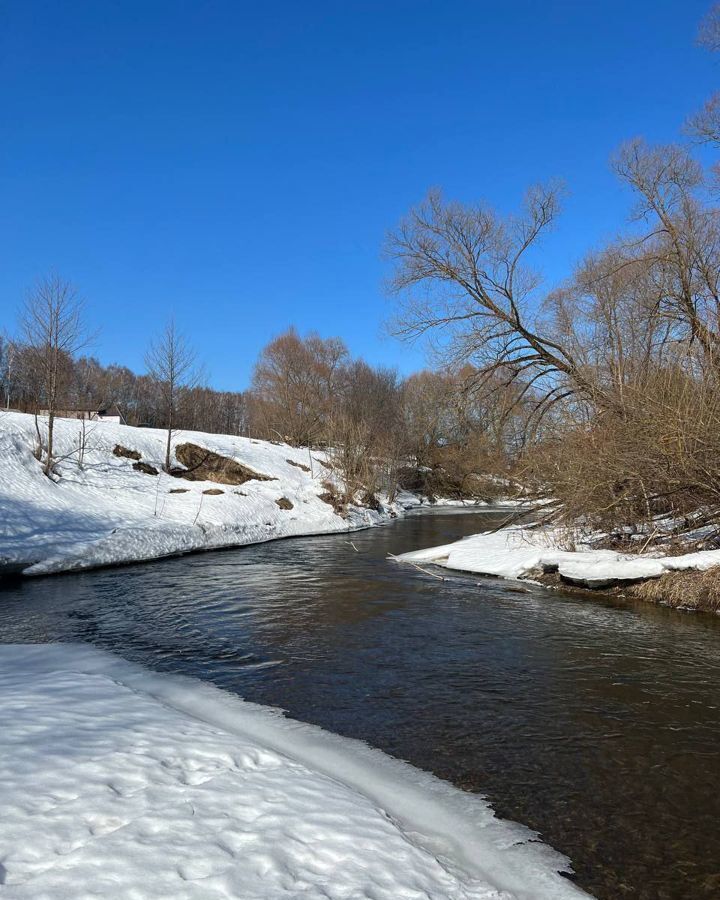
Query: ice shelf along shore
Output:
[[0, 644, 590, 899], [397, 524, 720, 589]]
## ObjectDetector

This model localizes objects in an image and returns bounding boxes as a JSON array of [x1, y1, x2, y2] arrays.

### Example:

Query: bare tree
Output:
[[250, 327, 348, 446], [386, 186, 613, 427], [399, 367, 520, 498], [612, 139, 720, 364], [328, 361, 404, 502], [686, 5, 720, 180], [19, 274, 89, 476], [686, 93, 720, 150], [145, 318, 198, 471], [698, 2, 720, 51]]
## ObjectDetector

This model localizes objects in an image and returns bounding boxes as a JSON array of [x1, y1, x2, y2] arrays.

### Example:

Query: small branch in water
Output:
[[344, 540, 359, 552], [388, 553, 447, 581]]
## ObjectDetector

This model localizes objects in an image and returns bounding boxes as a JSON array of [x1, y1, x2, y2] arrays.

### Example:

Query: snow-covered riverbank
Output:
[[1, 412, 464, 577], [0, 643, 589, 899], [398, 523, 720, 590], [0, 412, 383, 575]]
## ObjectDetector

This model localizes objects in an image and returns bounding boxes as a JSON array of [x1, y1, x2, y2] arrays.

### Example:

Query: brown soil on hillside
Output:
[[172, 443, 275, 486]]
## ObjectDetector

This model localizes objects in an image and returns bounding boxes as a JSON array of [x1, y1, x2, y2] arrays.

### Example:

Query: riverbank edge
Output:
[[533, 569, 720, 615], [0, 497, 517, 581], [0, 642, 590, 899], [1, 410, 520, 580], [433, 553, 720, 615], [396, 524, 720, 615]]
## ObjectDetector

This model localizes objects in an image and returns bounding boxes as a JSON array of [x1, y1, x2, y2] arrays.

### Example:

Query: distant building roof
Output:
[[38, 403, 125, 422]]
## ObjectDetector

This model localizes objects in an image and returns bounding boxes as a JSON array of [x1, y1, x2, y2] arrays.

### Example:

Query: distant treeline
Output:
[[0, 324, 522, 503], [0, 335, 249, 435]]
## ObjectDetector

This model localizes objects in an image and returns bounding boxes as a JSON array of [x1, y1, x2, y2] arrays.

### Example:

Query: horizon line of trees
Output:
[[0, 307, 519, 501]]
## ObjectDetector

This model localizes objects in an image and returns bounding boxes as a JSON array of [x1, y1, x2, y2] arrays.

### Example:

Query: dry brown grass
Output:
[[628, 567, 720, 612]]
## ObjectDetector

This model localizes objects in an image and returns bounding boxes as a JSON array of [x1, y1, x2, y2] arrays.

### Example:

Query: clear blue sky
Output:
[[1, 0, 717, 390]]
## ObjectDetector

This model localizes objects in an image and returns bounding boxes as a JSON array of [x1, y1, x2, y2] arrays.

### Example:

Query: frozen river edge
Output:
[[0, 643, 590, 899]]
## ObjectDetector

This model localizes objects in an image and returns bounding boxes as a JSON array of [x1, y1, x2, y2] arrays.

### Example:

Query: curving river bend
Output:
[[2, 509, 719, 899]]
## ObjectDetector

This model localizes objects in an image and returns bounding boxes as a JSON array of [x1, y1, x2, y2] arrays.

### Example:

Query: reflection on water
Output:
[[2, 509, 720, 900]]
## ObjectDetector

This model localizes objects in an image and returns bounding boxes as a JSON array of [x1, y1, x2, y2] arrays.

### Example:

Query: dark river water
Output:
[[2, 509, 720, 899]]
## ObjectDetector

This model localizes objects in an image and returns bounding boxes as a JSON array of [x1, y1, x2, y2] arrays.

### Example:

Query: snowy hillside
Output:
[[0, 412, 389, 576], [0, 643, 590, 899]]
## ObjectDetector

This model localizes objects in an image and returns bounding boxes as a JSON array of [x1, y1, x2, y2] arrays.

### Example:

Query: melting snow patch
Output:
[[397, 525, 720, 587]]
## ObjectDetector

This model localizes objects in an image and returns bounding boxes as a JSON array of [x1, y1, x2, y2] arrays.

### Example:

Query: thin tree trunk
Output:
[[165, 425, 172, 472], [45, 411, 54, 477]]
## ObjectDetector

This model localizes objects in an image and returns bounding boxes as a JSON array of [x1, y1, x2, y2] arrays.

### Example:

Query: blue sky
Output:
[[1, 0, 717, 389]]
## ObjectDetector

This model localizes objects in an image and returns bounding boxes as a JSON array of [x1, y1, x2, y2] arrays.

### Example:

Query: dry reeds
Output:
[[628, 567, 720, 612]]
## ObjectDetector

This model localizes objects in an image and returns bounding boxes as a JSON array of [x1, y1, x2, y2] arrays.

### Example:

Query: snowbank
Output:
[[0, 412, 388, 576], [0, 643, 589, 899], [398, 524, 720, 588], [0, 412, 526, 576]]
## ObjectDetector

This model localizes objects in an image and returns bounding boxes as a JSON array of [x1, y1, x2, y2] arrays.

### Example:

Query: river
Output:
[[2, 508, 719, 899]]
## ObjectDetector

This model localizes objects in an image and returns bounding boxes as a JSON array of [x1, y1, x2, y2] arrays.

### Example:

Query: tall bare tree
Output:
[[698, 2, 720, 51], [145, 318, 198, 471], [386, 186, 614, 427], [686, 4, 720, 180], [19, 274, 89, 476]]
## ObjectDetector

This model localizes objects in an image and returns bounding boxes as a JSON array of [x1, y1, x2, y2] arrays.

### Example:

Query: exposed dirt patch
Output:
[[202, 488, 224, 495], [360, 491, 382, 512], [172, 443, 275, 486], [318, 481, 347, 516], [133, 461, 158, 476], [169, 488, 189, 494], [275, 497, 294, 510], [113, 445, 141, 461], [286, 458, 311, 473]]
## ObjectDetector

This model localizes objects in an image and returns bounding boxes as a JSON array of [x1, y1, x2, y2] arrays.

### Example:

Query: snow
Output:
[[398, 524, 720, 587], [393, 490, 516, 511], [0, 643, 590, 899], [0, 412, 388, 576], [0, 412, 526, 576]]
